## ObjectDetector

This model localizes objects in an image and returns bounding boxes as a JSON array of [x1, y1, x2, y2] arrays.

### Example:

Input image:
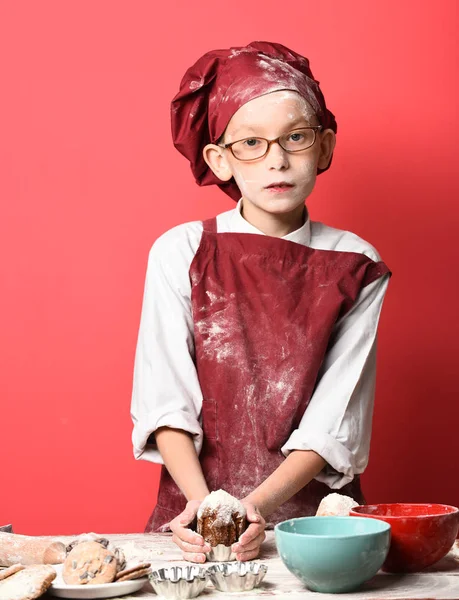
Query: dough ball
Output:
[[316, 493, 359, 516]]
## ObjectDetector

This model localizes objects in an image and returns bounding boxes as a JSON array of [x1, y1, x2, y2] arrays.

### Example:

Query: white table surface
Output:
[[39, 531, 459, 600]]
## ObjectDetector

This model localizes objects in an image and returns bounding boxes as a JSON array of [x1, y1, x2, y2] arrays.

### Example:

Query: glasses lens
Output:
[[280, 128, 316, 152], [231, 138, 268, 160]]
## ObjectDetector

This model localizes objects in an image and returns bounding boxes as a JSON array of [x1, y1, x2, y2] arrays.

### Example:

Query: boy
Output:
[[131, 41, 391, 562]]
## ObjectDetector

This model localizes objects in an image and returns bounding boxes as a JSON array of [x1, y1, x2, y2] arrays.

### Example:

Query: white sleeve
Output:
[[281, 273, 390, 488], [130, 239, 204, 464]]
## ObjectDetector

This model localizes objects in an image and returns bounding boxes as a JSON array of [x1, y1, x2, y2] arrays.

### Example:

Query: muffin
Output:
[[197, 490, 247, 561]]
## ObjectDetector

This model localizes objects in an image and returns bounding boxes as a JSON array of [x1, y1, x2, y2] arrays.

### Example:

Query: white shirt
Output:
[[131, 200, 390, 489]]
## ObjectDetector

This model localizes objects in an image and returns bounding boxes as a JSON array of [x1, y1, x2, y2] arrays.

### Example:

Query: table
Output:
[[42, 532, 459, 599]]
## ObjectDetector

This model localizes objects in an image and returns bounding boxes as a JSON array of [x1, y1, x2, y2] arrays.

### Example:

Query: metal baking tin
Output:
[[148, 565, 209, 599], [206, 544, 236, 562], [207, 561, 268, 592]]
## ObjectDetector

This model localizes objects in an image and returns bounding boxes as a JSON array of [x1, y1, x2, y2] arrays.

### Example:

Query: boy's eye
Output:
[[243, 138, 261, 147], [288, 132, 306, 143], [231, 137, 266, 160]]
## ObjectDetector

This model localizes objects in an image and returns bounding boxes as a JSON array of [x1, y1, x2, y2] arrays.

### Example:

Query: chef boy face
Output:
[[203, 90, 336, 217]]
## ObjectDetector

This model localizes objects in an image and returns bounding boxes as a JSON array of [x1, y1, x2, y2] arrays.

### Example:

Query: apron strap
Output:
[[362, 261, 391, 287], [202, 217, 217, 234]]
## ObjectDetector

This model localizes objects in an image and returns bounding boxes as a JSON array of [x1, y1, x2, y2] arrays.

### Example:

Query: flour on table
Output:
[[116, 541, 163, 563]]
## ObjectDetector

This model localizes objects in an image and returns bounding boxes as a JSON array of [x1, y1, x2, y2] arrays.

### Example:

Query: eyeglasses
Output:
[[219, 126, 323, 161]]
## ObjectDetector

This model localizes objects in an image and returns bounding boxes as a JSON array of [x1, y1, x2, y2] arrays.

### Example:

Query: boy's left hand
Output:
[[231, 501, 266, 561]]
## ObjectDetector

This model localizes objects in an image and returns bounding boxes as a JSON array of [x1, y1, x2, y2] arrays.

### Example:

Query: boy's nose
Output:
[[266, 141, 289, 170]]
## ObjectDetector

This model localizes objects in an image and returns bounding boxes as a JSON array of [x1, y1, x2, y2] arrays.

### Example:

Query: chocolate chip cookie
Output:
[[62, 541, 117, 585]]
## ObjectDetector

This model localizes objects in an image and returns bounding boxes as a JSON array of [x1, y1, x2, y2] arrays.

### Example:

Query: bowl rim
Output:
[[274, 516, 391, 538], [350, 503, 459, 519]]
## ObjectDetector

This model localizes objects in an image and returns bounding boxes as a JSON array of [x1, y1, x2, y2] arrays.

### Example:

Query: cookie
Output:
[[115, 562, 151, 581], [0, 564, 25, 581], [112, 546, 126, 572], [62, 541, 117, 585], [116, 567, 150, 582], [0, 564, 56, 600], [66, 533, 126, 571], [65, 533, 110, 554]]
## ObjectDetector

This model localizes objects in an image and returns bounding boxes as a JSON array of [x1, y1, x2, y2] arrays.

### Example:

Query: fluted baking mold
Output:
[[207, 561, 268, 592], [148, 565, 208, 599]]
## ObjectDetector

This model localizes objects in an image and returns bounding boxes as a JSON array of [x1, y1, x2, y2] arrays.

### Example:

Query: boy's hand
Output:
[[231, 501, 266, 561], [169, 500, 211, 563]]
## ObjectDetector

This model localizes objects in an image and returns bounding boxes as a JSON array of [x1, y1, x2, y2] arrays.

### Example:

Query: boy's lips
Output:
[[265, 182, 295, 192]]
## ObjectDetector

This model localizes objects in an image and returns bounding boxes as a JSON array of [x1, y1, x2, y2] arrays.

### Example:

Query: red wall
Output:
[[1, 1, 458, 535]]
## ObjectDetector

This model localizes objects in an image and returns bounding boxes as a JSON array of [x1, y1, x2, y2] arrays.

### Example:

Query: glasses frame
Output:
[[219, 126, 323, 162]]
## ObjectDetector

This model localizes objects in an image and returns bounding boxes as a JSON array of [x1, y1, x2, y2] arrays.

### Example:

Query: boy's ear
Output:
[[203, 144, 233, 182], [317, 129, 336, 171]]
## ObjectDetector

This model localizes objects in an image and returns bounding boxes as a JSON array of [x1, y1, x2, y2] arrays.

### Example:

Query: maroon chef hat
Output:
[[171, 41, 337, 201]]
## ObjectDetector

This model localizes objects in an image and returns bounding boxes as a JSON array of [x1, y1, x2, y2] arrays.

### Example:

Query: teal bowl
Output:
[[274, 517, 391, 593]]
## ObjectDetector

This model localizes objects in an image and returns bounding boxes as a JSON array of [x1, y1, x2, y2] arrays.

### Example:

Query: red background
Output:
[[1, 1, 458, 535]]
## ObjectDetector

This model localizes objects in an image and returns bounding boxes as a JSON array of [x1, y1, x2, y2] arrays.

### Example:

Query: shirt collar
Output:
[[229, 198, 311, 246]]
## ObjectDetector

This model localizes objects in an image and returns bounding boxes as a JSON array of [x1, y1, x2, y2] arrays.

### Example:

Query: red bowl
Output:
[[350, 503, 459, 572]]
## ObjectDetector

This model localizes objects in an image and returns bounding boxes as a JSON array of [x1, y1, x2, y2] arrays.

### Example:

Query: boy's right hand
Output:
[[169, 500, 211, 563]]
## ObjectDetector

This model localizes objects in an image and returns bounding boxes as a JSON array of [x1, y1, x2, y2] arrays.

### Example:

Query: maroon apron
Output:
[[146, 217, 390, 532]]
